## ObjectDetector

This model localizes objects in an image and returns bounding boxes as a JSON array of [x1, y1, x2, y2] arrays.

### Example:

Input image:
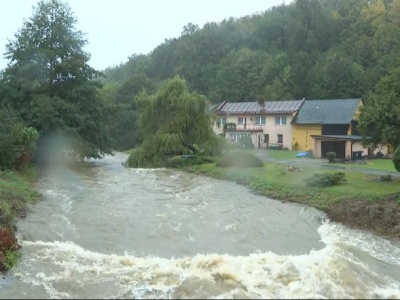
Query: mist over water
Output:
[[0, 153, 399, 299]]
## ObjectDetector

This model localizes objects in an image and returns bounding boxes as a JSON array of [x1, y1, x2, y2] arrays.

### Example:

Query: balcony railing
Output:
[[224, 123, 264, 132]]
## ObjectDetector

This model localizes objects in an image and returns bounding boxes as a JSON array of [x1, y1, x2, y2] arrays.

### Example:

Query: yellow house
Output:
[[291, 98, 387, 159]]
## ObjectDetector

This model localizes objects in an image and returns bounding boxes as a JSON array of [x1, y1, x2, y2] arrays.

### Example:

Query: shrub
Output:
[[239, 136, 254, 149], [3, 249, 21, 270], [0, 227, 21, 271], [305, 172, 346, 187], [198, 136, 227, 157], [380, 175, 392, 182], [275, 162, 288, 175], [126, 147, 163, 168], [0, 108, 39, 170], [216, 151, 264, 168], [164, 155, 215, 168], [393, 145, 400, 172], [327, 152, 336, 163]]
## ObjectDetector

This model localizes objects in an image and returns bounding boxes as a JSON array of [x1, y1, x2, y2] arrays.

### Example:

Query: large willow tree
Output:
[[1, 0, 112, 161], [127, 76, 215, 168]]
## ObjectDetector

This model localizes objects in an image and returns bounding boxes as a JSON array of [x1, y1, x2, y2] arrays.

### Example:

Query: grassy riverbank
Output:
[[0, 168, 40, 271], [181, 154, 400, 241]]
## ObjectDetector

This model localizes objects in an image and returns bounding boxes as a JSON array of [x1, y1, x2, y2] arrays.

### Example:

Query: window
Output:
[[238, 118, 245, 125], [277, 134, 283, 143], [275, 116, 287, 125], [219, 117, 226, 127], [255, 116, 266, 125]]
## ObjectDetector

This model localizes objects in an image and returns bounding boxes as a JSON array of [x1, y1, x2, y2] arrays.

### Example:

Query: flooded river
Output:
[[0, 152, 399, 298]]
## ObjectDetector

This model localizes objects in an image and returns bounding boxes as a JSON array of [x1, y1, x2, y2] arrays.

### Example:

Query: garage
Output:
[[321, 141, 345, 159]]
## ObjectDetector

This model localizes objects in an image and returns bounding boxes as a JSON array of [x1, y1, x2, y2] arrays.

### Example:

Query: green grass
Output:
[[0, 167, 40, 220], [266, 149, 397, 172], [335, 158, 396, 172], [185, 159, 400, 210], [265, 149, 300, 161]]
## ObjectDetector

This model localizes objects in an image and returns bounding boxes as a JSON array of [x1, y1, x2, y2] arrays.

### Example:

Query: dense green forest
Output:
[[1, 0, 400, 169], [103, 0, 400, 102]]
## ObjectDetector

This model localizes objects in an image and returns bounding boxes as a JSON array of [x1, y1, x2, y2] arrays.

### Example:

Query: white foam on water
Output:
[[319, 221, 400, 266], [11, 227, 400, 300]]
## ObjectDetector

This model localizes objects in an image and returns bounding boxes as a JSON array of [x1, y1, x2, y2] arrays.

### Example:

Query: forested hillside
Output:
[[100, 0, 400, 151], [102, 0, 400, 103]]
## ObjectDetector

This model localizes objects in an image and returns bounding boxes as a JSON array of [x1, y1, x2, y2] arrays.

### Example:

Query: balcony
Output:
[[224, 123, 264, 132]]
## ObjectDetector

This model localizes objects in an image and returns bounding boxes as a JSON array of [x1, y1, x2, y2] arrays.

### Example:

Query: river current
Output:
[[0, 152, 399, 299]]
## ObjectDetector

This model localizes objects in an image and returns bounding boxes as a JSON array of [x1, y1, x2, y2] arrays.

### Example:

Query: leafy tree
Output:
[[127, 76, 215, 167], [310, 52, 364, 99], [1, 0, 111, 160], [98, 75, 157, 151], [261, 52, 294, 100], [358, 68, 400, 171], [212, 48, 268, 102], [0, 108, 38, 169]]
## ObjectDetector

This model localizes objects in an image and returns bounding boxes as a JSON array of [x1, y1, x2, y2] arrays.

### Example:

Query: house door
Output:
[[264, 134, 269, 145]]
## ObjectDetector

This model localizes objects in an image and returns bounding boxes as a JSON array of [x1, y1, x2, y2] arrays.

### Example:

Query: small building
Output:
[[212, 99, 304, 150], [291, 98, 388, 159]]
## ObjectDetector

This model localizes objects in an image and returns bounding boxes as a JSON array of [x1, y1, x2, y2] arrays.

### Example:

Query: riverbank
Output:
[[0, 168, 40, 271], [181, 163, 400, 242]]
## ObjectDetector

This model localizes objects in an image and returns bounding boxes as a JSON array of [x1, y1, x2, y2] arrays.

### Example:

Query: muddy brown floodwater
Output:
[[0, 152, 399, 299]]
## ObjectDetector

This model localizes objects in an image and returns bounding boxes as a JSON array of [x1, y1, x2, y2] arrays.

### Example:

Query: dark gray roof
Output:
[[293, 99, 362, 124], [218, 100, 304, 115]]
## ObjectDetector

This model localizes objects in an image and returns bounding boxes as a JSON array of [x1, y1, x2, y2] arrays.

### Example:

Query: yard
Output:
[[266, 149, 397, 172], [185, 149, 400, 211]]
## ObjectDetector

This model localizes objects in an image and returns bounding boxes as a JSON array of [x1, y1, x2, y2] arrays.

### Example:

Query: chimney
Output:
[[257, 97, 265, 108]]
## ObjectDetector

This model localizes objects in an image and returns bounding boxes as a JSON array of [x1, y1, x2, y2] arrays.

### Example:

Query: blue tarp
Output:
[[296, 152, 309, 158]]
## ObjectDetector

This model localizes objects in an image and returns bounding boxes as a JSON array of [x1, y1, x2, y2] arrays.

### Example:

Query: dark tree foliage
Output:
[[358, 68, 400, 151], [0, 108, 38, 169], [103, 0, 400, 104], [127, 76, 215, 168], [1, 0, 112, 160]]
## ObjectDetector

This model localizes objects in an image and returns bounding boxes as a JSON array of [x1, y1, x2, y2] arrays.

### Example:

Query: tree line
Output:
[[1, 0, 400, 171]]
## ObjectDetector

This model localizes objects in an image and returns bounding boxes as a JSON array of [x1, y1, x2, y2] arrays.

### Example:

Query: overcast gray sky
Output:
[[0, 0, 290, 71]]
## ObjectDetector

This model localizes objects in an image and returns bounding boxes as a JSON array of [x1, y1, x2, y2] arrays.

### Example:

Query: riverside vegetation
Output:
[[0, 168, 40, 271]]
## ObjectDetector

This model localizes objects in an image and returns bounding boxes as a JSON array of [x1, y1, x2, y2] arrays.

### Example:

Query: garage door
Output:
[[321, 141, 346, 159]]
